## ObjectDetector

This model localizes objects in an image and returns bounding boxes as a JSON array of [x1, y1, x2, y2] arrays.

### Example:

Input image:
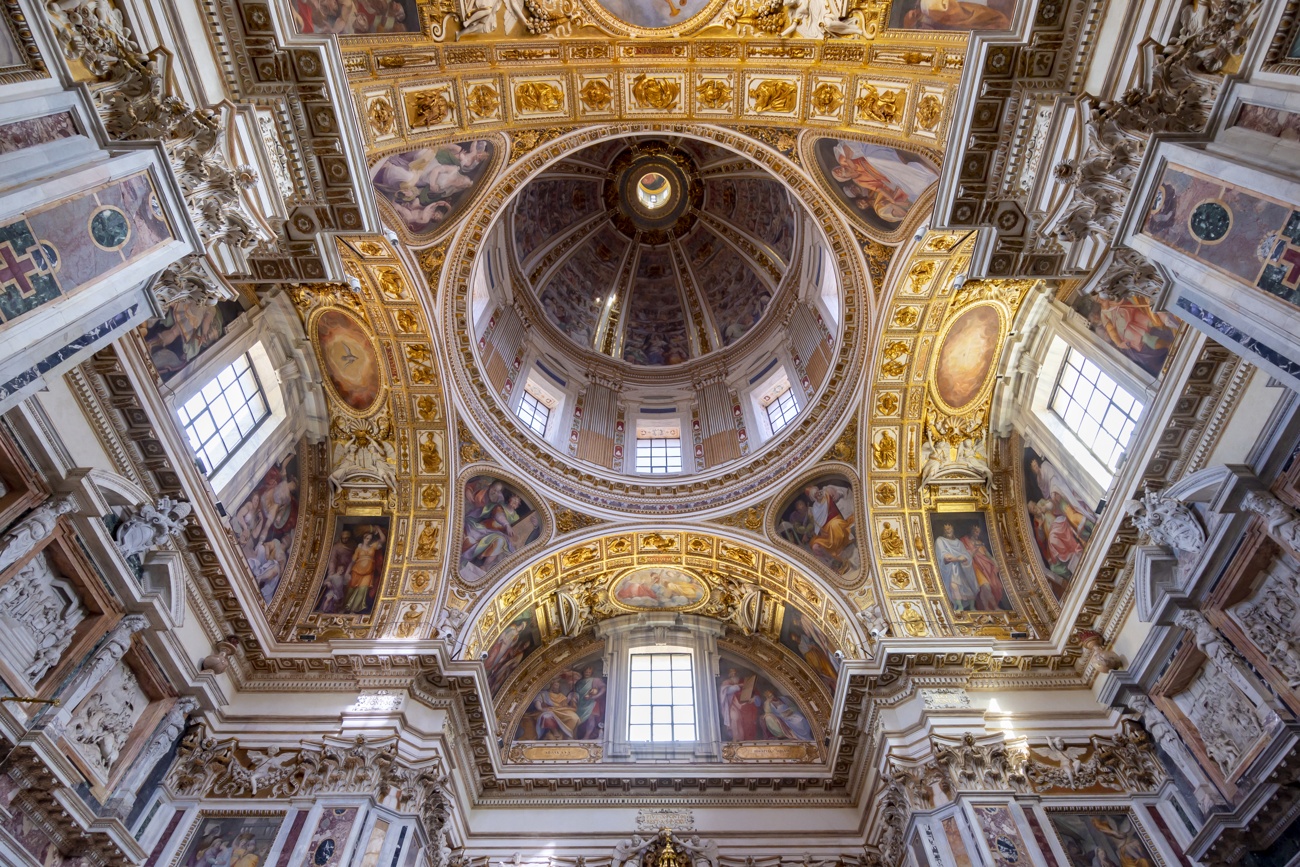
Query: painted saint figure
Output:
[[935, 522, 980, 610], [344, 527, 386, 614], [804, 483, 858, 572]]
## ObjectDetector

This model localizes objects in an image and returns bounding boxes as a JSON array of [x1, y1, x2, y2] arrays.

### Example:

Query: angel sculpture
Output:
[[1040, 736, 1088, 787]]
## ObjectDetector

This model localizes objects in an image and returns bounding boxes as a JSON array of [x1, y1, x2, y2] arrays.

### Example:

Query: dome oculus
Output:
[[637, 172, 672, 210]]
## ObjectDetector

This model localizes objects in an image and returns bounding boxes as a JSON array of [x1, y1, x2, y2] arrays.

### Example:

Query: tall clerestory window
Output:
[[1049, 347, 1144, 472], [627, 651, 696, 742], [177, 352, 270, 475]]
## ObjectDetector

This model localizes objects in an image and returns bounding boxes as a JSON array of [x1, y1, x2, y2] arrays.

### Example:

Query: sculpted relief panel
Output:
[[68, 659, 147, 780], [1171, 661, 1273, 780], [0, 551, 86, 687]]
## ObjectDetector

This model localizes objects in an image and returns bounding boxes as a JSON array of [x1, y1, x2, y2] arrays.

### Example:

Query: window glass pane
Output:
[[1048, 347, 1145, 472], [627, 651, 695, 742], [516, 390, 551, 437], [635, 437, 683, 474], [177, 352, 271, 475]]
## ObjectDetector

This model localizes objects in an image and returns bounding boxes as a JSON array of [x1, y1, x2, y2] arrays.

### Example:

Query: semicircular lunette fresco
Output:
[[371, 141, 495, 238], [459, 475, 544, 583], [774, 474, 861, 582], [514, 650, 608, 741], [717, 654, 815, 742], [313, 308, 382, 413], [930, 303, 1004, 413], [811, 138, 939, 236]]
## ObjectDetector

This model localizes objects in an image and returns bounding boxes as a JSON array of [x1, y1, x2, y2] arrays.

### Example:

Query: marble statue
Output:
[[0, 495, 75, 574], [115, 497, 192, 559], [1127, 486, 1205, 560]]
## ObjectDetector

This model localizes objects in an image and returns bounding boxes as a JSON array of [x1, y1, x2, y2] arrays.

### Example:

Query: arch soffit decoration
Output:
[[857, 231, 1054, 641], [431, 123, 874, 515], [258, 239, 456, 642], [461, 527, 864, 666]]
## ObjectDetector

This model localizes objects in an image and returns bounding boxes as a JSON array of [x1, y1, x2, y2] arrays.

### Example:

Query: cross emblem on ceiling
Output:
[[0, 235, 52, 300]]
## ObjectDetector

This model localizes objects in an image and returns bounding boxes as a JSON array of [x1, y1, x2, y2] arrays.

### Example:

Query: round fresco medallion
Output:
[[930, 303, 1004, 413], [1189, 200, 1231, 242], [89, 206, 130, 251], [314, 308, 382, 413], [609, 567, 708, 610], [592, 0, 714, 30]]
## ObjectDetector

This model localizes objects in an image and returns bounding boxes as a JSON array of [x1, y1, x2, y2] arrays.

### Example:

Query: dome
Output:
[[510, 137, 797, 366]]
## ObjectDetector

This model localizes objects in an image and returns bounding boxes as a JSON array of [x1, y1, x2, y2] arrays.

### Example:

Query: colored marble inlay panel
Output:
[[941, 816, 975, 867], [1235, 104, 1300, 141], [973, 804, 1029, 867], [0, 112, 76, 156], [1176, 296, 1300, 379], [1141, 164, 1300, 310], [0, 171, 174, 325], [301, 807, 358, 867]]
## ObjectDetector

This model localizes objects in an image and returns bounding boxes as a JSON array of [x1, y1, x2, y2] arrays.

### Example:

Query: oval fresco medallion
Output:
[[930, 303, 1004, 413], [609, 567, 708, 611], [314, 309, 382, 413], [589, 0, 716, 31]]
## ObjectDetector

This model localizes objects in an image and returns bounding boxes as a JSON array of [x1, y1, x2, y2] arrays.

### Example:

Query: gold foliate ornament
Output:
[[875, 392, 899, 416], [872, 430, 897, 469], [410, 571, 431, 593], [579, 79, 613, 111], [749, 79, 799, 113], [879, 521, 905, 557], [367, 98, 395, 135], [916, 94, 943, 130], [810, 82, 844, 115], [632, 74, 680, 110], [466, 84, 501, 119], [889, 569, 910, 589], [416, 523, 441, 559], [515, 81, 564, 113], [357, 240, 385, 257], [416, 395, 439, 420], [421, 485, 443, 510], [406, 88, 454, 127], [875, 482, 897, 505], [856, 84, 905, 124], [396, 310, 419, 333], [696, 79, 733, 110]]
